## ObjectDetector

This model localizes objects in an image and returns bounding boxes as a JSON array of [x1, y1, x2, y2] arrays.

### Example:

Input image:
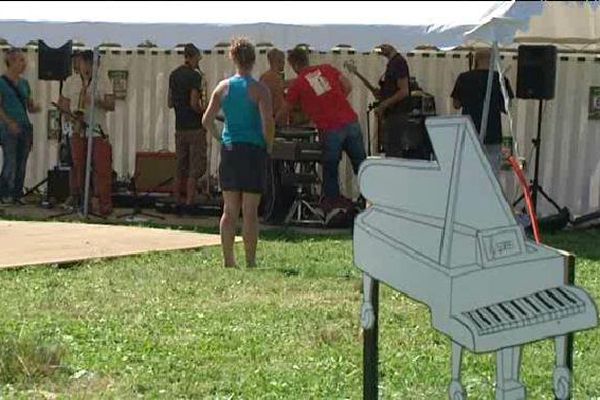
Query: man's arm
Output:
[[202, 81, 225, 142], [339, 74, 353, 97], [189, 72, 204, 114], [0, 97, 20, 134], [453, 98, 462, 110], [377, 76, 409, 115], [257, 84, 275, 154], [168, 88, 174, 109], [190, 88, 203, 114], [275, 80, 300, 126], [25, 82, 40, 113], [27, 98, 41, 114], [275, 101, 292, 126], [450, 75, 463, 110]]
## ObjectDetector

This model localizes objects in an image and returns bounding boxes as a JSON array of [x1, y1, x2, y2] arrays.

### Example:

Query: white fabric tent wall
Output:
[[2, 48, 599, 217], [0, 0, 598, 216]]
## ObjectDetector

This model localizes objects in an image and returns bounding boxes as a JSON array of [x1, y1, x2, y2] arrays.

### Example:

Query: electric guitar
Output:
[[343, 60, 384, 151], [52, 102, 107, 139]]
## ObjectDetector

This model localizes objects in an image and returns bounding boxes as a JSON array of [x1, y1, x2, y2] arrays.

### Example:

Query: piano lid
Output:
[[358, 116, 525, 269]]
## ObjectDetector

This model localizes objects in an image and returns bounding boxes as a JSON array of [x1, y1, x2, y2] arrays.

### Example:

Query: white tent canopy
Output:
[[0, 1, 552, 51]]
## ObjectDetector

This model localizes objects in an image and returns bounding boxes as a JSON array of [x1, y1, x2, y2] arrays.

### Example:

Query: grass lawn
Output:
[[0, 225, 598, 399]]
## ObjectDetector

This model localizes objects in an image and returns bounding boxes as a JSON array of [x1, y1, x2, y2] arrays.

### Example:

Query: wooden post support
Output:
[[364, 280, 379, 400]]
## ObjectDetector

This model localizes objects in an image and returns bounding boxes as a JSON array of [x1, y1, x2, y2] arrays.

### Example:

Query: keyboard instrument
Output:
[[353, 116, 598, 400]]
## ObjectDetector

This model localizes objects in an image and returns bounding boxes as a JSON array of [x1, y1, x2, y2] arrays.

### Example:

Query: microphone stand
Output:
[[366, 102, 380, 157]]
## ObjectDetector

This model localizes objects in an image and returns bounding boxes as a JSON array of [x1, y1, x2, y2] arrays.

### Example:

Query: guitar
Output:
[[343, 60, 381, 100], [52, 102, 107, 139], [343, 60, 385, 152]]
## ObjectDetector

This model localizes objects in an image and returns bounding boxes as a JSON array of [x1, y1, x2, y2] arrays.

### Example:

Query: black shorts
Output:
[[219, 143, 267, 194]]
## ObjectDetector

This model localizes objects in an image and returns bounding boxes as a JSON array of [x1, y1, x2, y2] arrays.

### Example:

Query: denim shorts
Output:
[[219, 142, 267, 194]]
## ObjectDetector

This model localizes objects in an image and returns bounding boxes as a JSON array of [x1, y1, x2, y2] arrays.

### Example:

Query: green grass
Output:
[[0, 227, 599, 399]]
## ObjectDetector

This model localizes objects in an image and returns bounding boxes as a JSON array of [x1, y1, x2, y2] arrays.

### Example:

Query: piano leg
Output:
[[449, 341, 467, 400], [553, 335, 572, 400], [361, 274, 376, 330], [362, 273, 379, 400], [495, 346, 526, 400]]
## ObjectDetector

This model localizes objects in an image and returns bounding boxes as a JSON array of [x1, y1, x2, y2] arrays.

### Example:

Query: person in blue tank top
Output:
[[203, 37, 275, 269], [0, 48, 40, 205]]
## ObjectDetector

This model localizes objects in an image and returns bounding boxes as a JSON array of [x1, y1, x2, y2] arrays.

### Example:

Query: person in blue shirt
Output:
[[0, 48, 40, 204], [203, 37, 274, 269]]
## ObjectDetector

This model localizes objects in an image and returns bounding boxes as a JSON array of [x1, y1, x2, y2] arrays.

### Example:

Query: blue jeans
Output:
[[0, 128, 31, 200], [321, 122, 366, 199]]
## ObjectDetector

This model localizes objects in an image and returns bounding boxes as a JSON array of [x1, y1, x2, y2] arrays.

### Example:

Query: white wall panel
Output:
[[1, 47, 599, 217]]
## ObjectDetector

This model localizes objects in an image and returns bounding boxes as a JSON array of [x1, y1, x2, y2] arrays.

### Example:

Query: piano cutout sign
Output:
[[353, 116, 598, 400]]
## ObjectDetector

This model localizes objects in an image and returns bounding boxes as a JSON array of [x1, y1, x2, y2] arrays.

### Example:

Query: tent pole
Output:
[[83, 46, 100, 217], [479, 40, 498, 144]]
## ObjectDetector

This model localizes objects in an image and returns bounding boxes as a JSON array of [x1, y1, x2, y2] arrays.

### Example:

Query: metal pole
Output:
[[562, 253, 575, 400], [364, 280, 379, 400], [479, 40, 498, 144], [366, 106, 372, 157], [532, 99, 543, 214], [83, 47, 100, 217]]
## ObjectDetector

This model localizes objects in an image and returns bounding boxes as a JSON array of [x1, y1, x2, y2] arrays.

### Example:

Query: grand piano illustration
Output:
[[353, 116, 598, 400]]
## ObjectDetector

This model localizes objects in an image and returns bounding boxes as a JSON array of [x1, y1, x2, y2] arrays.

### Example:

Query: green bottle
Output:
[[501, 136, 513, 171]]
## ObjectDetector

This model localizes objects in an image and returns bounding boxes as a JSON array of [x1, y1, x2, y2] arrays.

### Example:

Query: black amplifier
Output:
[[47, 167, 70, 204]]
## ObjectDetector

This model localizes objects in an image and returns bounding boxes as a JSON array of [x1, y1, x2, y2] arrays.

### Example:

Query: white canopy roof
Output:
[[0, 1, 597, 51]]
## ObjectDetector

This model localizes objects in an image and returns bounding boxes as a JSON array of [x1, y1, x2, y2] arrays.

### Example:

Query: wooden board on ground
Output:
[[0, 220, 223, 270]]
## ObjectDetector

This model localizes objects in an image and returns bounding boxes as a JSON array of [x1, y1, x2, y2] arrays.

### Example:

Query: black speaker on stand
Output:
[[513, 45, 570, 230], [23, 40, 73, 205], [38, 40, 73, 81]]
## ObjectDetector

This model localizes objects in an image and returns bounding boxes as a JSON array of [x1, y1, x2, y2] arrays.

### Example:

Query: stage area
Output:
[[0, 220, 223, 270]]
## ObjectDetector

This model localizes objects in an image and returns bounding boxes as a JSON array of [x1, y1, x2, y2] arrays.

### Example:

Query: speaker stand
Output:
[[116, 176, 172, 222], [513, 99, 566, 217], [23, 80, 68, 203]]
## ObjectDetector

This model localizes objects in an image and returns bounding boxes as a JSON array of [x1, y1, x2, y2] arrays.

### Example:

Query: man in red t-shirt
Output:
[[277, 47, 366, 205]]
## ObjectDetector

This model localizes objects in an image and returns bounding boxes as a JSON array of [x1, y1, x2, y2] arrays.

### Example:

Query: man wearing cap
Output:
[[374, 44, 413, 156], [345, 43, 413, 156], [168, 43, 208, 213]]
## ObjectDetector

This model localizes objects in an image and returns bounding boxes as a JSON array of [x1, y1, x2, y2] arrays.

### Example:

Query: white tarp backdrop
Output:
[[0, 1, 599, 216], [0, 1, 547, 50]]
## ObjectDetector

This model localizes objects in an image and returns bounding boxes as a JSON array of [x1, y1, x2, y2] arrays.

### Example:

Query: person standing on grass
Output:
[[202, 37, 274, 268], [168, 43, 209, 213], [0, 48, 40, 205]]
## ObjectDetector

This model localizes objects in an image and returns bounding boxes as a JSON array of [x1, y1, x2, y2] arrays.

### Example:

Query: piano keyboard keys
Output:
[[461, 287, 586, 336]]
